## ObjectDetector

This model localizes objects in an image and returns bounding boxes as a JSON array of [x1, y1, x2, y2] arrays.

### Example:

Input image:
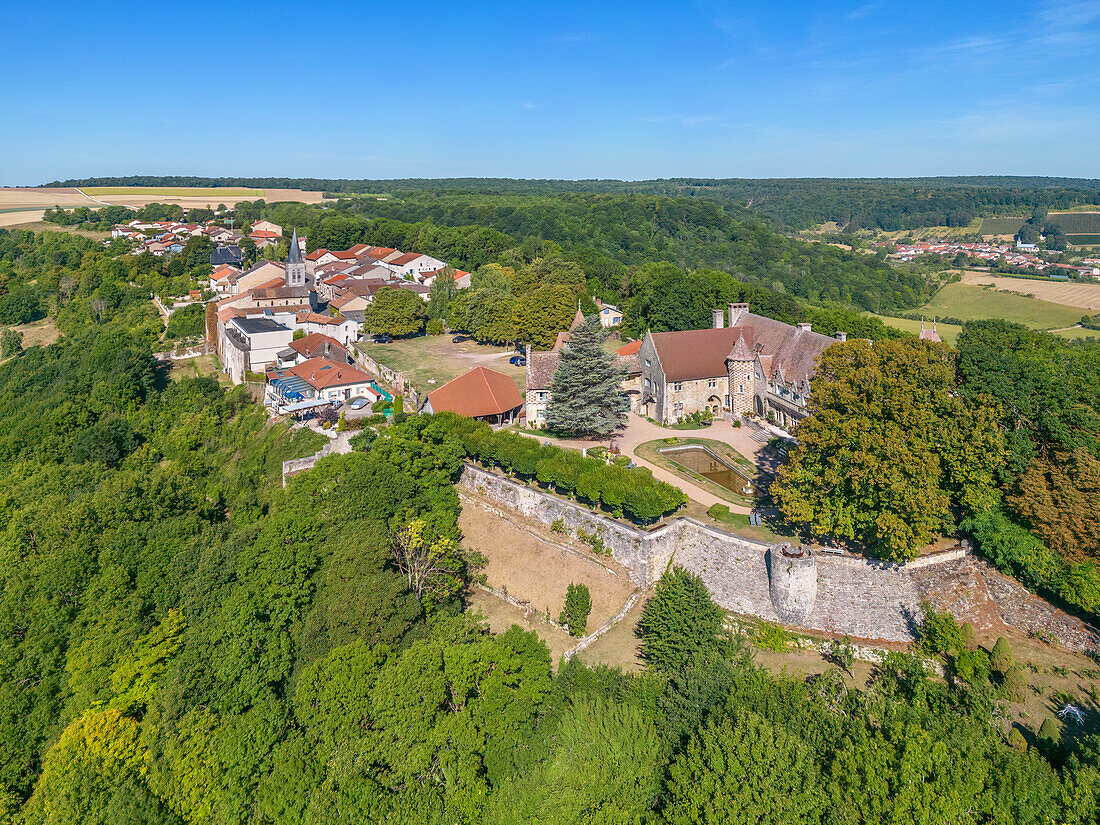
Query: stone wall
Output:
[[354, 349, 420, 408], [458, 464, 975, 643]]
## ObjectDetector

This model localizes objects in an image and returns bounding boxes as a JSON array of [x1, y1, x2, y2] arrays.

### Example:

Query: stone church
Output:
[[638, 303, 844, 428]]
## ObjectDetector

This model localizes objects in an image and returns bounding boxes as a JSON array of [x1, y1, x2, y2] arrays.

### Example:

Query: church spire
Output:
[[288, 227, 302, 264]]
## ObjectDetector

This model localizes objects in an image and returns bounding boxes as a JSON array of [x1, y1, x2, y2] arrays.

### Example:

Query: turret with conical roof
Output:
[[285, 227, 307, 287]]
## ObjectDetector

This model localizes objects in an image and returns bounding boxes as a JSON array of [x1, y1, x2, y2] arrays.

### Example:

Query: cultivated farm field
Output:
[[960, 271, 1100, 311], [978, 217, 1024, 235], [918, 282, 1084, 329], [0, 185, 324, 226]]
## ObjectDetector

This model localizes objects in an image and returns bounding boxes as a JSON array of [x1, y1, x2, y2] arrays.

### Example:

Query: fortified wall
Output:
[[460, 463, 969, 643]]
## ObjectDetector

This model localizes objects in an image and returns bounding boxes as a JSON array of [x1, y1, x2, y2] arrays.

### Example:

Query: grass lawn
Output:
[[83, 186, 265, 198], [5, 220, 110, 239], [634, 437, 757, 508], [356, 335, 527, 394], [917, 282, 1084, 330], [1053, 326, 1100, 340], [864, 313, 963, 345]]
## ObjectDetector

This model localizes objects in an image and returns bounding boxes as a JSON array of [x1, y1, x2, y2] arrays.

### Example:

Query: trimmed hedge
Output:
[[423, 413, 687, 524]]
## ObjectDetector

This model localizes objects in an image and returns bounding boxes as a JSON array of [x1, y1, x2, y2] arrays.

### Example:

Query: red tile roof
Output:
[[290, 357, 373, 390], [427, 366, 524, 418], [289, 333, 350, 360], [617, 339, 642, 356]]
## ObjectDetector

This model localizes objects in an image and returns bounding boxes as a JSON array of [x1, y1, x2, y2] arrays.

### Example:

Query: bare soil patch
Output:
[[466, 588, 576, 662], [358, 335, 526, 395]]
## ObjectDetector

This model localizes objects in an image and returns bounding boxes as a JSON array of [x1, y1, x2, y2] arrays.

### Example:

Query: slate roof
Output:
[[210, 246, 243, 265], [526, 351, 560, 390], [288, 228, 302, 264], [233, 316, 291, 335], [427, 366, 524, 418]]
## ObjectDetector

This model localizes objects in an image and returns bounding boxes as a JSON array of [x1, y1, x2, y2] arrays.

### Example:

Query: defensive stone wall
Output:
[[458, 463, 970, 642]]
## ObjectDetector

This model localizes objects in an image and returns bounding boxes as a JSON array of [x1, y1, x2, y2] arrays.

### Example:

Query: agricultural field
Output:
[[0, 185, 324, 225], [1047, 211, 1100, 233], [82, 186, 264, 198], [960, 271, 1100, 311], [978, 216, 1024, 235], [917, 282, 1084, 329]]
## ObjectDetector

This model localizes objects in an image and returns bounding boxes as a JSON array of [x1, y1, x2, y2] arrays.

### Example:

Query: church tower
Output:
[[285, 227, 307, 287]]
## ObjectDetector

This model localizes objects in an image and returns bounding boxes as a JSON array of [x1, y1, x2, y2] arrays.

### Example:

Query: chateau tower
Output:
[[285, 227, 307, 287], [726, 332, 755, 416]]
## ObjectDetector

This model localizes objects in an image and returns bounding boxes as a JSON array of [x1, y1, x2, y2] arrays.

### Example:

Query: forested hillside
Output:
[[45, 174, 1100, 231]]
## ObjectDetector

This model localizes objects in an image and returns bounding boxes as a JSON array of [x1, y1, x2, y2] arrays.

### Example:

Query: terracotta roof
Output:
[[617, 339, 642, 356], [305, 248, 330, 261], [427, 366, 524, 418], [289, 333, 350, 361], [290, 357, 373, 390], [388, 252, 421, 266], [368, 247, 398, 258], [296, 311, 347, 326], [570, 308, 585, 330]]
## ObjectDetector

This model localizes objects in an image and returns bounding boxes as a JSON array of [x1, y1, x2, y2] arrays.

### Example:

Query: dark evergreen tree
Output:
[[545, 315, 628, 438], [559, 583, 592, 637]]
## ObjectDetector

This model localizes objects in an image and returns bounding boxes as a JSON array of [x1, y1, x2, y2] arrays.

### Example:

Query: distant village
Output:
[[883, 238, 1100, 279]]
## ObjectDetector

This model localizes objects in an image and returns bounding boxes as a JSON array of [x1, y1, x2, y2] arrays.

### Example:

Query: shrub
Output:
[[393, 395, 404, 416], [708, 503, 731, 521], [953, 648, 989, 684], [754, 623, 792, 652], [372, 398, 392, 413], [1, 328, 24, 358], [1038, 718, 1061, 747], [550, 518, 566, 533], [1004, 665, 1028, 701], [919, 602, 965, 660], [426, 318, 445, 335], [559, 583, 592, 637], [991, 637, 1014, 675], [1007, 728, 1028, 752]]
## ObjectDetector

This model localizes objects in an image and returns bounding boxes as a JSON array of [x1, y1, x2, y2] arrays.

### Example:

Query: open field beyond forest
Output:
[[917, 281, 1084, 330], [864, 312, 963, 345], [459, 489, 637, 663], [960, 270, 1100, 311], [0, 186, 324, 225], [357, 334, 527, 394]]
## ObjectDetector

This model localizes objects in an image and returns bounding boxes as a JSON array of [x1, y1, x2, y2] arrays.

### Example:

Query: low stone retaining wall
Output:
[[354, 349, 420, 409], [153, 344, 215, 361]]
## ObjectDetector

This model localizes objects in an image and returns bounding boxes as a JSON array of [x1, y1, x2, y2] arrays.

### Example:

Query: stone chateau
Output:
[[639, 303, 844, 427]]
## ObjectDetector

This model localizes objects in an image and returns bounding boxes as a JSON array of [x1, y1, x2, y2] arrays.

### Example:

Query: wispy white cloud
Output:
[[846, 2, 881, 21], [522, 101, 537, 109]]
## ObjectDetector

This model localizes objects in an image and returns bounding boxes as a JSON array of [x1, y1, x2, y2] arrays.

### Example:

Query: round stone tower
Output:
[[767, 542, 817, 625]]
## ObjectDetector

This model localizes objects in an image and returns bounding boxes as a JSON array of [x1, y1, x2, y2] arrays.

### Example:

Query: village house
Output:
[[382, 252, 446, 279], [221, 315, 295, 384], [524, 315, 641, 428], [638, 303, 841, 428], [424, 366, 525, 425], [595, 299, 623, 327], [274, 333, 352, 369], [250, 219, 282, 236]]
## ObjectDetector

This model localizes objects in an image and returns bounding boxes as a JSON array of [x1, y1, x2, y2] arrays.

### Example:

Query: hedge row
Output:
[[424, 413, 687, 524]]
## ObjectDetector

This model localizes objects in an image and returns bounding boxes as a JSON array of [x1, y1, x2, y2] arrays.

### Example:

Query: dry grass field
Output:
[[459, 489, 637, 662], [0, 186, 325, 225], [357, 335, 527, 394], [960, 270, 1100, 312]]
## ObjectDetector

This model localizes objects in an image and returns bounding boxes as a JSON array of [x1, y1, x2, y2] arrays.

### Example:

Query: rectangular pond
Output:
[[657, 445, 755, 496]]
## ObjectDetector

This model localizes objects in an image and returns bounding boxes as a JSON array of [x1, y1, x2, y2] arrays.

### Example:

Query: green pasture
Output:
[[862, 313, 963, 345], [917, 282, 1083, 330]]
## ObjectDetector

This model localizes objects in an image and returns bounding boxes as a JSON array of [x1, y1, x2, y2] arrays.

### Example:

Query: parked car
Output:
[[509, 355, 527, 366], [452, 335, 469, 343], [330, 399, 343, 409], [372, 334, 393, 344], [349, 396, 371, 410]]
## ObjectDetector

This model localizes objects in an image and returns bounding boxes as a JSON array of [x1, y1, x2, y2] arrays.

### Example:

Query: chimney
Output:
[[712, 308, 724, 329], [797, 322, 812, 333], [728, 302, 749, 327], [835, 331, 847, 342]]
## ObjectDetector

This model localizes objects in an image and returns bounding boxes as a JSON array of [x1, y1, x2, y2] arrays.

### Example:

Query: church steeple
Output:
[[285, 227, 306, 287]]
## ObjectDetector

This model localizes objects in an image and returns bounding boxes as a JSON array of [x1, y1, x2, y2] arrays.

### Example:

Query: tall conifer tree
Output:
[[546, 315, 628, 438]]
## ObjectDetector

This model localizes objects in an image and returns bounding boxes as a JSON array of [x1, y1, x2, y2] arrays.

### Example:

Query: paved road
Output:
[[514, 413, 766, 513]]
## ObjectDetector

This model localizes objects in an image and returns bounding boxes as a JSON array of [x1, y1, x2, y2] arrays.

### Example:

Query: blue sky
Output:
[[2, 0, 1099, 183]]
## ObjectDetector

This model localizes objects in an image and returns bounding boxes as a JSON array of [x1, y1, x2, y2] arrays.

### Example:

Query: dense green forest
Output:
[[43, 174, 1100, 231]]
